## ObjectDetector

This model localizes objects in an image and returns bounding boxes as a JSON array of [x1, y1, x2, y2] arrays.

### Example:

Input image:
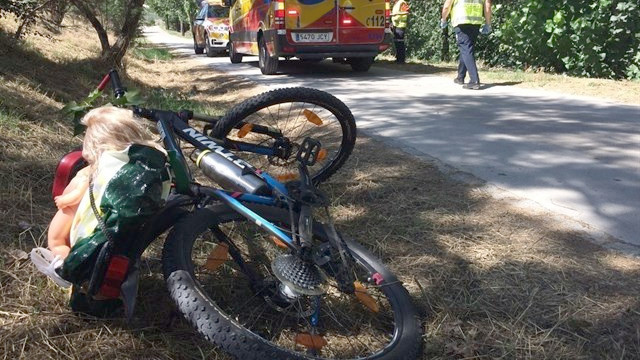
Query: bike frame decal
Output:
[[166, 112, 292, 200]]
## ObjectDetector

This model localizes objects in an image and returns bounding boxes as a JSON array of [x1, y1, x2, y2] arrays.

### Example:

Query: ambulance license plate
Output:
[[293, 32, 333, 43]]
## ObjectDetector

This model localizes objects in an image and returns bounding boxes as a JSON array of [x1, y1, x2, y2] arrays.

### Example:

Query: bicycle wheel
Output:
[[211, 88, 356, 184], [162, 204, 422, 360]]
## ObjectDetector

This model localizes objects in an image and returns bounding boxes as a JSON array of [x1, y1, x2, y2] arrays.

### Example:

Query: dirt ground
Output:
[[1, 17, 639, 360]]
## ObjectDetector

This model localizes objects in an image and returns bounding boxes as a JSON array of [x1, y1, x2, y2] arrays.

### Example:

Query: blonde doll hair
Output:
[[81, 106, 164, 172]]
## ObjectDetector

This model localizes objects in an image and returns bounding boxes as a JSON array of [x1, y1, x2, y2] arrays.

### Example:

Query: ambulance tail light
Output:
[[384, 0, 391, 28], [275, 0, 285, 29]]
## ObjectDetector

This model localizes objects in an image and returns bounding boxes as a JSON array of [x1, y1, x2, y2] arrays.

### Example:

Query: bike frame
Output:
[[99, 69, 301, 249]]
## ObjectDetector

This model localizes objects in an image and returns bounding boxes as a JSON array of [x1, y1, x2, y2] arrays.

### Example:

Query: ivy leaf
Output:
[[84, 88, 103, 104], [123, 89, 145, 106]]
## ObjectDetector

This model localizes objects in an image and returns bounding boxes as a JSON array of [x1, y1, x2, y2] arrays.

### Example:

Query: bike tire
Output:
[[162, 204, 422, 360], [211, 87, 357, 184]]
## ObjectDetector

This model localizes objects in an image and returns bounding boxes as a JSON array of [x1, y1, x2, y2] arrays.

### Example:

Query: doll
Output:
[[31, 106, 169, 288]]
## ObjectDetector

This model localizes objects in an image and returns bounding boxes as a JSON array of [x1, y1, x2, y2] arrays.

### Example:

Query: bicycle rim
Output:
[[186, 214, 405, 358], [218, 88, 356, 184]]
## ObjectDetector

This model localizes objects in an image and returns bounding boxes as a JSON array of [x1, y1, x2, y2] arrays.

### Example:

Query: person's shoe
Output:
[[463, 82, 482, 90], [453, 77, 464, 85], [30, 247, 72, 288]]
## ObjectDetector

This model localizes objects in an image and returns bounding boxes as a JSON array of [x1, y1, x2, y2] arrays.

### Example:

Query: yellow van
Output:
[[226, 0, 392, 74]]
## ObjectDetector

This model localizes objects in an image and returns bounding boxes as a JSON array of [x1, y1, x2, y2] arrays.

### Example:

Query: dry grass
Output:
[[2, 15, 640, 360]]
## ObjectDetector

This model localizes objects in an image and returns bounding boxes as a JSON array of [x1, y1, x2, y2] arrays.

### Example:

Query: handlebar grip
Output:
[[109, 69, 126, 98], [97, 73, 111, 91]]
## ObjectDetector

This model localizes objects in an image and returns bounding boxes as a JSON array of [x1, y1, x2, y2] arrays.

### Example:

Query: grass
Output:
[[375, 54, 640, 105], [132, 46, 174, 61], [1, 14, 640, 360]]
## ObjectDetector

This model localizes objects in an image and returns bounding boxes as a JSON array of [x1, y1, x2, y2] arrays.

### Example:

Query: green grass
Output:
[[132, 46, 174, 61], [144, 88, 212, 115], [0, 104, 23, 130]]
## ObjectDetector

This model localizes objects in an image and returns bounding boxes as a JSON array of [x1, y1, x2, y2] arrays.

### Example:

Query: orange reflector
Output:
[[317, 148, 327, 161], [295, 333, 327, 350], [269, 235, 289, 249], [354, 281, 379, 312], [302, 109, 323, 126], [276, 173, 299, 182], [205, 243, 229, 270], [237, 123, 253, 138]]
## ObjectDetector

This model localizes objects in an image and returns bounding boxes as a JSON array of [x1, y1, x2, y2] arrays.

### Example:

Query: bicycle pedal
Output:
[[296, 137, 322, 166]]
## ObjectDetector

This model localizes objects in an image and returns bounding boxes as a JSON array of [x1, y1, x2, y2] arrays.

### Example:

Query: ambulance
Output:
[[193, 0, 231, 57], [225, 0, 393, 74]]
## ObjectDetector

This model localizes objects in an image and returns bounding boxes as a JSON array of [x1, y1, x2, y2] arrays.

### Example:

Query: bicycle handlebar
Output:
[[109, 69, 126, 99]]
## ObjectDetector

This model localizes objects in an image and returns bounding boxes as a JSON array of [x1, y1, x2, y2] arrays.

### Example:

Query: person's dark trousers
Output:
[[454, 24, 480, 83], [393, 27, 406, 63]]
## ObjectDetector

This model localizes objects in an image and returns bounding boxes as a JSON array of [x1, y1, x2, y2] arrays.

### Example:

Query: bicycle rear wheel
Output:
[[211, 88, 356, 184], [162, 204, 421, 360]]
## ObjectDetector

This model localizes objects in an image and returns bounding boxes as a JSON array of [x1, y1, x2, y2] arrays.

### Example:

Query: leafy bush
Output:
[[405, 0, 640, 79]]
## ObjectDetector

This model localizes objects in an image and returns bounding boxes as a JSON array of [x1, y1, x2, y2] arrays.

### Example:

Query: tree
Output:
[[147, 0, 198, 35], [69, 0, 146, 66], [1, 0, 66, 38]]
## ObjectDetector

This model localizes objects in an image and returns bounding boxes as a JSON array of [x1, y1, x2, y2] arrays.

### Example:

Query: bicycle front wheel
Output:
[[162, 204, 422, 360], [212, 87, 356, 184]]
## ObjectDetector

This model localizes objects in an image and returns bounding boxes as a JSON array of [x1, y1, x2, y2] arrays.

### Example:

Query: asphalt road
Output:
[[144, 27, 640, 253]]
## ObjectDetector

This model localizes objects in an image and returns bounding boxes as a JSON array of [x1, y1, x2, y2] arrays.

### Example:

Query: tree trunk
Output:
[[180, 19, 185, 35], [103, 0, 145, 66], [48, 0, 70, 27], [70, 0, 110, 55]]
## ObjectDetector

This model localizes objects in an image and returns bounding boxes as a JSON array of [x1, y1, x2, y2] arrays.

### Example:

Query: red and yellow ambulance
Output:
[[226, 0, 392, 74]]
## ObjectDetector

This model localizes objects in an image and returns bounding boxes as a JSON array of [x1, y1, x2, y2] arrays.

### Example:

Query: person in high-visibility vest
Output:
[[440, 0, 492, 89], [391, 0, 410, 63]]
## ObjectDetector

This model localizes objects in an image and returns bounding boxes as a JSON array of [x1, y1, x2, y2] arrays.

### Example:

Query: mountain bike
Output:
[[116, 70, 356, 185], [59, 71, 422, 359]]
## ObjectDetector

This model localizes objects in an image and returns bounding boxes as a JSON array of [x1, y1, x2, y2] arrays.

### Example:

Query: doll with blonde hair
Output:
[[31, 106, 169, 288]]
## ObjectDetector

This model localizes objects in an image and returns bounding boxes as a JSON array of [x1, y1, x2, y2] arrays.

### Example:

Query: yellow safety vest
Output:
[[450, 0, 484, 27], [391, 0, 409, 28]]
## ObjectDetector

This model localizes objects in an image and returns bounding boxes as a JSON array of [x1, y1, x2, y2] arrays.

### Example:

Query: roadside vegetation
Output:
[[1, 14, 640, 360], [408, 0, 639, 80]]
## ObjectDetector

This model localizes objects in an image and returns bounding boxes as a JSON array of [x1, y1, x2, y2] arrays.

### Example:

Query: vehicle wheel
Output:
[[194, 36, 204, 55], [211, 87, 356, 184], [258, 36, 278, 75], [205, 35, 216, 58], [348, 57, 374, 72], [162, 205, 422, 360], [229, 41, 243, 63]]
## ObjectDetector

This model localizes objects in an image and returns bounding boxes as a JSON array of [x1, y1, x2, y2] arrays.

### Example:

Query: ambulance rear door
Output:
[[336, 0, 386, 44], [284, 0, 338, 45]]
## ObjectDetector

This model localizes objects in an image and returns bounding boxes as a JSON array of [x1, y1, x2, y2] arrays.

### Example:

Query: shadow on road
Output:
[[483, 81, 523, 89]]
